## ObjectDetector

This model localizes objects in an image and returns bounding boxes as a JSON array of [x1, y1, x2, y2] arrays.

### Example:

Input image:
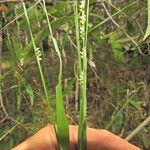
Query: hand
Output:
[[12, 125, 141, 150]]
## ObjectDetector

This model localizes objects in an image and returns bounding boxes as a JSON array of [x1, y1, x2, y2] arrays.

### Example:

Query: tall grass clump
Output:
[[22, 1, 70, 149], [74, 0, 90, 149], [22, 0, 90, 149]]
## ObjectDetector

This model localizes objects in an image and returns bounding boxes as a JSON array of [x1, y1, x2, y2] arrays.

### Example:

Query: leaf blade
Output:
[[143, 0, 150, 40]]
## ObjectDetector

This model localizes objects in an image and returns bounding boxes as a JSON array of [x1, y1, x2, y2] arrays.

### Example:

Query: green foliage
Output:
[[112, 111, 123, 133], [129, 100, 142, 112], [63, 79, 74, 97], [22, 1, 50, 109], [141, 129, 149, 149], [22, 15, 72, 60], [5, 36, 22, 67], [109, 33, 124, 61], [1, 0, 150, 149]]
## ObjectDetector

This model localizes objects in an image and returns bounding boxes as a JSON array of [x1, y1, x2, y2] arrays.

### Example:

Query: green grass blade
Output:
[[53, 36, 69, 150], [25, 83, 34, 107], [143, 0, 150, 40], [22, 1, 50, 109], [0, 120, 22, 142], [42, 1, 69, 149], [56, 83, 69, 150]]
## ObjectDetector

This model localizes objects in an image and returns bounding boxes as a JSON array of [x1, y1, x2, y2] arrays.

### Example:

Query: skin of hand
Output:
[[12, 125, 141, 150]]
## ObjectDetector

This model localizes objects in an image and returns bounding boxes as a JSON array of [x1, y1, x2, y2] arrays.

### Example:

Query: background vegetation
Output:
[[0, 0, 150, 149]]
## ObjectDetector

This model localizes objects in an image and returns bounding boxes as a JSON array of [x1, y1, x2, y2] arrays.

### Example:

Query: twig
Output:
[[89, 1, 139, 34], [0, 116, 7, 124], [2, 0, 41, 30], [0, 120, 22, 142], [125, 116, 150, 141], [106, 88, 140, 129], [0, 12, 9, 119], [102, 2, 143, 55]]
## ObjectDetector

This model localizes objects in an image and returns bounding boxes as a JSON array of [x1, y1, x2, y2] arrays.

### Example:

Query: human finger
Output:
[[12, 125, 58, 150]]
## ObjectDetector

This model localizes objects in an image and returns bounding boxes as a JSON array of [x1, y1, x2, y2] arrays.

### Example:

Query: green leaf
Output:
[[5, 35, 23, 66], [129, 100, 142, 112], [112, 111, 123, 133], [12, 35, 22, 53], [26, 83, 34, 107], [141, 129, 149, 149], [42, 2, 69, 149], [143, 0, 150, 40], [109, 33, 124, 61], [63, 79, 74, 97], [20, 77, 34, 107], [47, 2, 68, 17], [5, 40, 18, 66], [56, 83, 69, 150], [52, 30, 69, 150]]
